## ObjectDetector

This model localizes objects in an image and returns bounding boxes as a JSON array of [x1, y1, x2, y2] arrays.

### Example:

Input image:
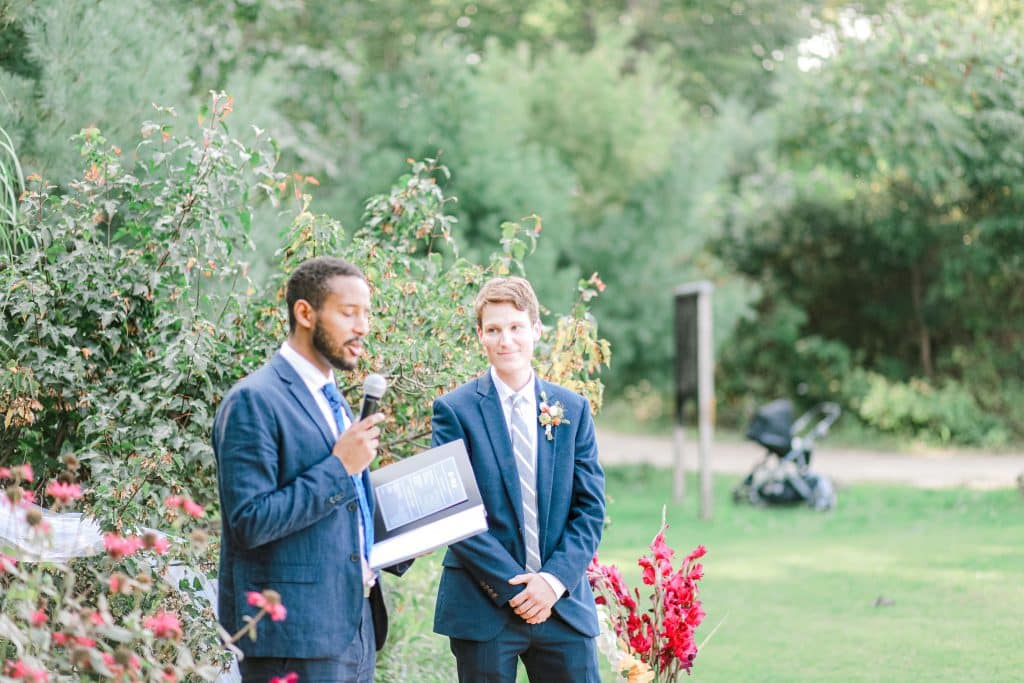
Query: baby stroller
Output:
[[732, 399, 841, 511]]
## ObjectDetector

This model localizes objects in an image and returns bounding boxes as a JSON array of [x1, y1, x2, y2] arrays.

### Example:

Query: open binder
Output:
[[368, 439, 487, 569]]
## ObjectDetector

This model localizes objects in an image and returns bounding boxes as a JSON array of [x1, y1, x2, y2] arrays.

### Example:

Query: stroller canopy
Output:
[[746, 399, 793, 457]]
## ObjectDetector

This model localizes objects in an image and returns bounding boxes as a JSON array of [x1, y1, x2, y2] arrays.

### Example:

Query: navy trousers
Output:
[[449, 614, 600, 683], [239, 598, 375, 683]]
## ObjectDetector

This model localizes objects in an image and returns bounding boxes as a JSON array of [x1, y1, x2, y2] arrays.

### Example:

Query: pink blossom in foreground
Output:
[[143, 611, 183, 640], [247, 589, 287, 621], [270, 674, 299, 683], [45, 481, 83, 506], [4, 659, 48, 682], [103, 533, 143, 559]]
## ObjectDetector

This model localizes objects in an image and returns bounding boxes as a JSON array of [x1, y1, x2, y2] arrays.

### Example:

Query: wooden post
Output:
[[673, 281, 715, 519]]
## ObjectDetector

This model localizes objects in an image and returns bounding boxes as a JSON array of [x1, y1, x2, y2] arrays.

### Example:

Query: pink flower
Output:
[[108, 572, 129, 593], [246, 591, 267, 609], [165, 495, 183, 509], [638, 557, 656, 586], [29, 609, 46, 627], [16, 464, 34, 483], [143, 531, 170, 554], [45, 481, 83, 506], [0, 554, 16, 572], [247, 590, 287, 621], [4, 659, 48, 682], [685, 545, 707, 563], [182, 498, 205, 518], [0, 468, 9, 479], [270, 674, 299, 683], [104, 533, 142, 559], [144, 611, 183, 640]]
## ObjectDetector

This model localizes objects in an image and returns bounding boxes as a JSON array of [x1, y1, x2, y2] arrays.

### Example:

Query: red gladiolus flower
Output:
[[638, 557, 656, 586], [588, 522, 708, 678]]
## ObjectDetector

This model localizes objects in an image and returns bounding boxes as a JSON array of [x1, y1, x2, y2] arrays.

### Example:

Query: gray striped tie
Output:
[[510, 395, 541, 572]]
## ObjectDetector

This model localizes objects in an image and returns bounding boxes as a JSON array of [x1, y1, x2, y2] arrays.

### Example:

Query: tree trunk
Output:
[[910, 263, 933, 379]]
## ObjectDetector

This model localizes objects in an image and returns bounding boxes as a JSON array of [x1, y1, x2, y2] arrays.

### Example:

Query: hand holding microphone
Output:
[[334, 374, 387, 475]]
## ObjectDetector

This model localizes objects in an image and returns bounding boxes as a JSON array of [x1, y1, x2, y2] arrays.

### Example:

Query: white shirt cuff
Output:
[[538, 572, 565, 599]]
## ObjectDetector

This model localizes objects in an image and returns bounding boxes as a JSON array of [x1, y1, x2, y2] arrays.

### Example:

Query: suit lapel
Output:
[[476, 373, 525, 532], [535, 378, 556, 556], [270, 353, 335, 450]]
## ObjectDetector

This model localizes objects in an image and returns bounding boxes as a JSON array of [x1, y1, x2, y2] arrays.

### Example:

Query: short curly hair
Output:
[[285, 257, 365, 332]]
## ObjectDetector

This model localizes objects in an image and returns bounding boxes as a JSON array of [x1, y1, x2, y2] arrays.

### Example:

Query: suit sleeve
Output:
[[432, 397, 527, 606], [539, 397, 605, 595], [215, 385, 355, 550]]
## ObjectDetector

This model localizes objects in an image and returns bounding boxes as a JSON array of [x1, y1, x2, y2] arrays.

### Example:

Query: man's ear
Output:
[[292, 299, 317, 331], [532, 319, 542, 341]]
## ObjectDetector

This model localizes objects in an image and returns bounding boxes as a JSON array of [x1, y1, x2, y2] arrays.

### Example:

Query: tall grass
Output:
[[0, 124, 26, 259]]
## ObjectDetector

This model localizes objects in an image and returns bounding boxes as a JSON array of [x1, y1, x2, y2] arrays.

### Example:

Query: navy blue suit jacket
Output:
[[431, 372, 605, 641], [214, 352, 386, 658]]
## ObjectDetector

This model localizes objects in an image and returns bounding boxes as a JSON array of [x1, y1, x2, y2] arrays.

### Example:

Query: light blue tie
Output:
[[510, 395, 541, 572], [321, 382, 374, 559]]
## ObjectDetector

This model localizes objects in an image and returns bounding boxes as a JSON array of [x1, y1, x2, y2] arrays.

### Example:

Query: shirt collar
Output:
[[490, 367, 535, 408], [280, 340, 335, 391]]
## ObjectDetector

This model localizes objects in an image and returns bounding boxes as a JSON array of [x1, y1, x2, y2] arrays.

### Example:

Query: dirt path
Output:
[[597, 428, 1024, 490]]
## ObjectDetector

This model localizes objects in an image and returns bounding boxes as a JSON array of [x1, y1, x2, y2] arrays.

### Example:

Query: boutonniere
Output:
[[538, 391, 570, 441]]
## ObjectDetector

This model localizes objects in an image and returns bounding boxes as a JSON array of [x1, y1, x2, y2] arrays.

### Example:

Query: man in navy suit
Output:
[[214, 256, 397, 682], [431, 276, 606, 682]]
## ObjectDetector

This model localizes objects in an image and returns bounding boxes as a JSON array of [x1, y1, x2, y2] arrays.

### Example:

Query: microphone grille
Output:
[[363, 373, 387, 399]]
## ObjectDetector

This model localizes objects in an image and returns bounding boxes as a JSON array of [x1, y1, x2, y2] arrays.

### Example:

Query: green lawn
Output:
[[379, 466, 1024, 682], [601, 466, 1024, 682]]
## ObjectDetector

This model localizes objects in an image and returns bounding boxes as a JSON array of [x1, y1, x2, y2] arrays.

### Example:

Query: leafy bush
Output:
[[846, 370, 1009, 448]]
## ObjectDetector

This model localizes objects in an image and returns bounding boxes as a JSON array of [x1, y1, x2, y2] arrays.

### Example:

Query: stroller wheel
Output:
[[809, 476, 837, 511]]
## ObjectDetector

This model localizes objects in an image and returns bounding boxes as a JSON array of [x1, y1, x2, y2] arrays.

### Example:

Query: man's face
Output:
[[477, 302, 540, 387], [311, 275, 371, 372]]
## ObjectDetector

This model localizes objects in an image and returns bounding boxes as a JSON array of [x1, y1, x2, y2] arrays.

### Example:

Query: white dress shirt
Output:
[[489, 367, 566, 599]]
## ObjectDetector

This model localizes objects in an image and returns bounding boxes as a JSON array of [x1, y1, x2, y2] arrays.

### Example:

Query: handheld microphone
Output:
[[359, 373, 388, 420]]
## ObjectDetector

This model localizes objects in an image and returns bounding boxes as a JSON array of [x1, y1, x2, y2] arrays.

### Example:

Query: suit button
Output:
[[348, 502, 357, 512], [351, 553, 359, 562]]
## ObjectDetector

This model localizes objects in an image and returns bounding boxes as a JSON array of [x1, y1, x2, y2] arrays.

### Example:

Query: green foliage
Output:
[[1, 1, 195, 181], [0, 95, 611, 675], [846, 370, 1009, 448], [717, 6, 1024, 440]]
